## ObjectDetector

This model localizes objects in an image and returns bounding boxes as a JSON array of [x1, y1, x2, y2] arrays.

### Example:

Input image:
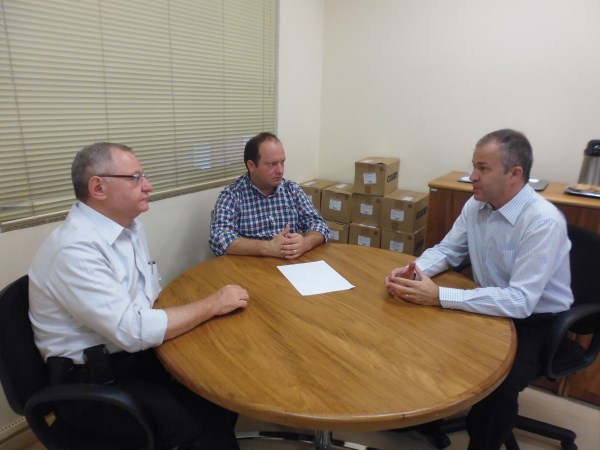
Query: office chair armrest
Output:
[[544, 303, 600, 380], [24, 383, 154, 450]]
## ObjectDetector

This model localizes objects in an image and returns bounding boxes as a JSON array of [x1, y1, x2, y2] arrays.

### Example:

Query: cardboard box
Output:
[[381, 228, 426, 256], [353, 157, 400, 196], [351, 193, 383, 227], [380, 189, 429, 232], [321, 183, 353, 223], [349, 223, 381, 248], [300, 179, 337, 211], [326, 221, 350, 244]]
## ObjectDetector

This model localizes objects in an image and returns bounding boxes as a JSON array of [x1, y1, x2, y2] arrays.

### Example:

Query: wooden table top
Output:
[[155, 243, 516, 432], [429, 171, 600, 210]]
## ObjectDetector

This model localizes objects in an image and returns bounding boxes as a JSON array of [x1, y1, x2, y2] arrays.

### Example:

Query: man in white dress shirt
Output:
[[29, 142, 249, 450], [385, 129, 573, 450]]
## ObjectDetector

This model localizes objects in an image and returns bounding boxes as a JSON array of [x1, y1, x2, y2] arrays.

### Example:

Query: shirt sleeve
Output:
[[416, 202, 471, 277], [209, 189, 241, 256], [291, 183, 329, 240], [45, 242, 167, 352], [438, 217, 569, 317]]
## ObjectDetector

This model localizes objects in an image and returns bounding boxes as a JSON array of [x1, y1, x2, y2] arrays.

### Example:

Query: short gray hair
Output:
[[476, 129, 533, 181], [71, 142, 133, 201]]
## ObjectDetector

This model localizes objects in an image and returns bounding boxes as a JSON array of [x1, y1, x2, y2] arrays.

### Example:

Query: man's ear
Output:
[[88, 176, 107, 200], [511, 165, 524, 182], [246, 160, 256, 172]]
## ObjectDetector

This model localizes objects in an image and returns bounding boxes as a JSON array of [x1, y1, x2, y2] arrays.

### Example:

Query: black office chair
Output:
[[432, 224, 600, 450], [0, 275, 157, 450]]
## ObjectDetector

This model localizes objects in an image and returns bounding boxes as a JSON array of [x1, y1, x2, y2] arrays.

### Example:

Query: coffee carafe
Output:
[[578, 140, 600, 186]]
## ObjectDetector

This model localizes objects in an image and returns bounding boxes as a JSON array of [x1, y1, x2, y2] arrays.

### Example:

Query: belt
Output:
[[47, 344, 123, 385]]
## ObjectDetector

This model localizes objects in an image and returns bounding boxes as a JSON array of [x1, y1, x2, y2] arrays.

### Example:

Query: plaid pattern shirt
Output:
[[209, 174, 329, 256]]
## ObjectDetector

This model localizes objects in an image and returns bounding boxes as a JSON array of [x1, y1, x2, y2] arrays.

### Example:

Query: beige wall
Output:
[[318, 0, 600, 190], [2, 0, 600, 432]]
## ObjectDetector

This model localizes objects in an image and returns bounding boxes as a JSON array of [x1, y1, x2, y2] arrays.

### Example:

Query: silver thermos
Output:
[[578, 140, 600, 186]]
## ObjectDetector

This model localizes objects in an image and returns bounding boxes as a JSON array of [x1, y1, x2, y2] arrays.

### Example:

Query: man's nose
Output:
[[142, 178, 153, 192]]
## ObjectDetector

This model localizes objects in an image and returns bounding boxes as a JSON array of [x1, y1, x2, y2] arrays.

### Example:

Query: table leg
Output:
[[236, 429, 379, 449], [314, 430, 331, 449]]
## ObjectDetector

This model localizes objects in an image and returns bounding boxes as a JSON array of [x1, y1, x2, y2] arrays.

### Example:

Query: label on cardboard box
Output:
[[329, 199, 342, 211], [329, 229, 340, 240], [357, 235, 371, 247], [390, 209, 405, 222], [360, 203, 374, 215], [389, 240, 404, 252], [363, 173, 377, 185]]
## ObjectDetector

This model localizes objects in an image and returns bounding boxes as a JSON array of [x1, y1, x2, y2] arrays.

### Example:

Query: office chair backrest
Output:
[[0, 275, 49, 416], [567, 224, 600, 333]]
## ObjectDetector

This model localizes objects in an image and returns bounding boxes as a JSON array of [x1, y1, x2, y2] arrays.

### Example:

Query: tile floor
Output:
[[236, 387, 600, 449]]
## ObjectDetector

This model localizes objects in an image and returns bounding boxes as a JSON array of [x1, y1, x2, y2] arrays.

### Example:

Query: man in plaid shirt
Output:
[[209, 132, 328, 259]]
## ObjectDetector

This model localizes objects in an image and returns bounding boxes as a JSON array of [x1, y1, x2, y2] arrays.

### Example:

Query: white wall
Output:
[[277, 0, 324, 182], [318, 0, 600, 190]]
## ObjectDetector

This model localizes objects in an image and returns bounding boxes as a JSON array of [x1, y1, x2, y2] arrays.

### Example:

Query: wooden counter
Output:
[[426, 171, 600, 249]]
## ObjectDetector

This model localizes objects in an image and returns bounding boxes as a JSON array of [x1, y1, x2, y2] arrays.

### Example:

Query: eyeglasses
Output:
[[98, 172, 148, 183]]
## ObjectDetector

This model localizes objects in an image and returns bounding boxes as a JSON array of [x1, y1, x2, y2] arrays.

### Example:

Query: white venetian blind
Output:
[[0, 0, 277, 230]]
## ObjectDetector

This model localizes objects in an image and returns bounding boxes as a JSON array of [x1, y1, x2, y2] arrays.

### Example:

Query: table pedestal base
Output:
[[236, 430, 379, 449]]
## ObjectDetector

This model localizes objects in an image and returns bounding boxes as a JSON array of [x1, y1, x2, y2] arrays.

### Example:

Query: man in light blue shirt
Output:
[[385, 129, 573, 450], [29, 142, 248, 450]]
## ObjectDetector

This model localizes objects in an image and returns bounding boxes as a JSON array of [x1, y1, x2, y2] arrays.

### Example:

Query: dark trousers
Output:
[[466, 313, 557, 450], [51, 348, 239, 450]]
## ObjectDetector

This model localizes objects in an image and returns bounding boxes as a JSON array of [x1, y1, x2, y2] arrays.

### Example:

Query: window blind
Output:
[[0, 0, 278, 231]]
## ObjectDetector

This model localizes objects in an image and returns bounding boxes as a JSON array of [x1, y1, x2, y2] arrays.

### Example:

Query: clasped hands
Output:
[[385, 262, 441, 306], [274, 224, 307, 259]]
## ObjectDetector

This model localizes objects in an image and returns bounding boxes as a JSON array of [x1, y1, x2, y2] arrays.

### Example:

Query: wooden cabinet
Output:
[[425, 171, 600, 248], [425, 171, 600, 405]]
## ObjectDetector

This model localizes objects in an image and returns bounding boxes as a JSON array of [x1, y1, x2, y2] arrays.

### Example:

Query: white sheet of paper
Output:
[[277, 260, 355, 296]]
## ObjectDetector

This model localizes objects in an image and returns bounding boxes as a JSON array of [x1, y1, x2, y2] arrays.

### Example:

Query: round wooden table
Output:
[[155, 243, 516, 448]]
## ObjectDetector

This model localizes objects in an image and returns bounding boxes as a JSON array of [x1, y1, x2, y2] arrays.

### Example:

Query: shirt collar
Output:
[[243, 173, 284, 198], [75, 201, 140, 245], [477, 184, 535, 226]]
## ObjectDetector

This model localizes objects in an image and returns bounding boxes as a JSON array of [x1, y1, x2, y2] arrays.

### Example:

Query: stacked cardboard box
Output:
[[353, 157, 400, 196], [326, 220, 350, 244], [379, 189, 428, 256], [299, 179, 337, 211], [300, 179, 351, 243], [300, 157, 428, 255], [349, 157, 399, 248], [349, 223, 381, 248], [319, 183, 353, 243]]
